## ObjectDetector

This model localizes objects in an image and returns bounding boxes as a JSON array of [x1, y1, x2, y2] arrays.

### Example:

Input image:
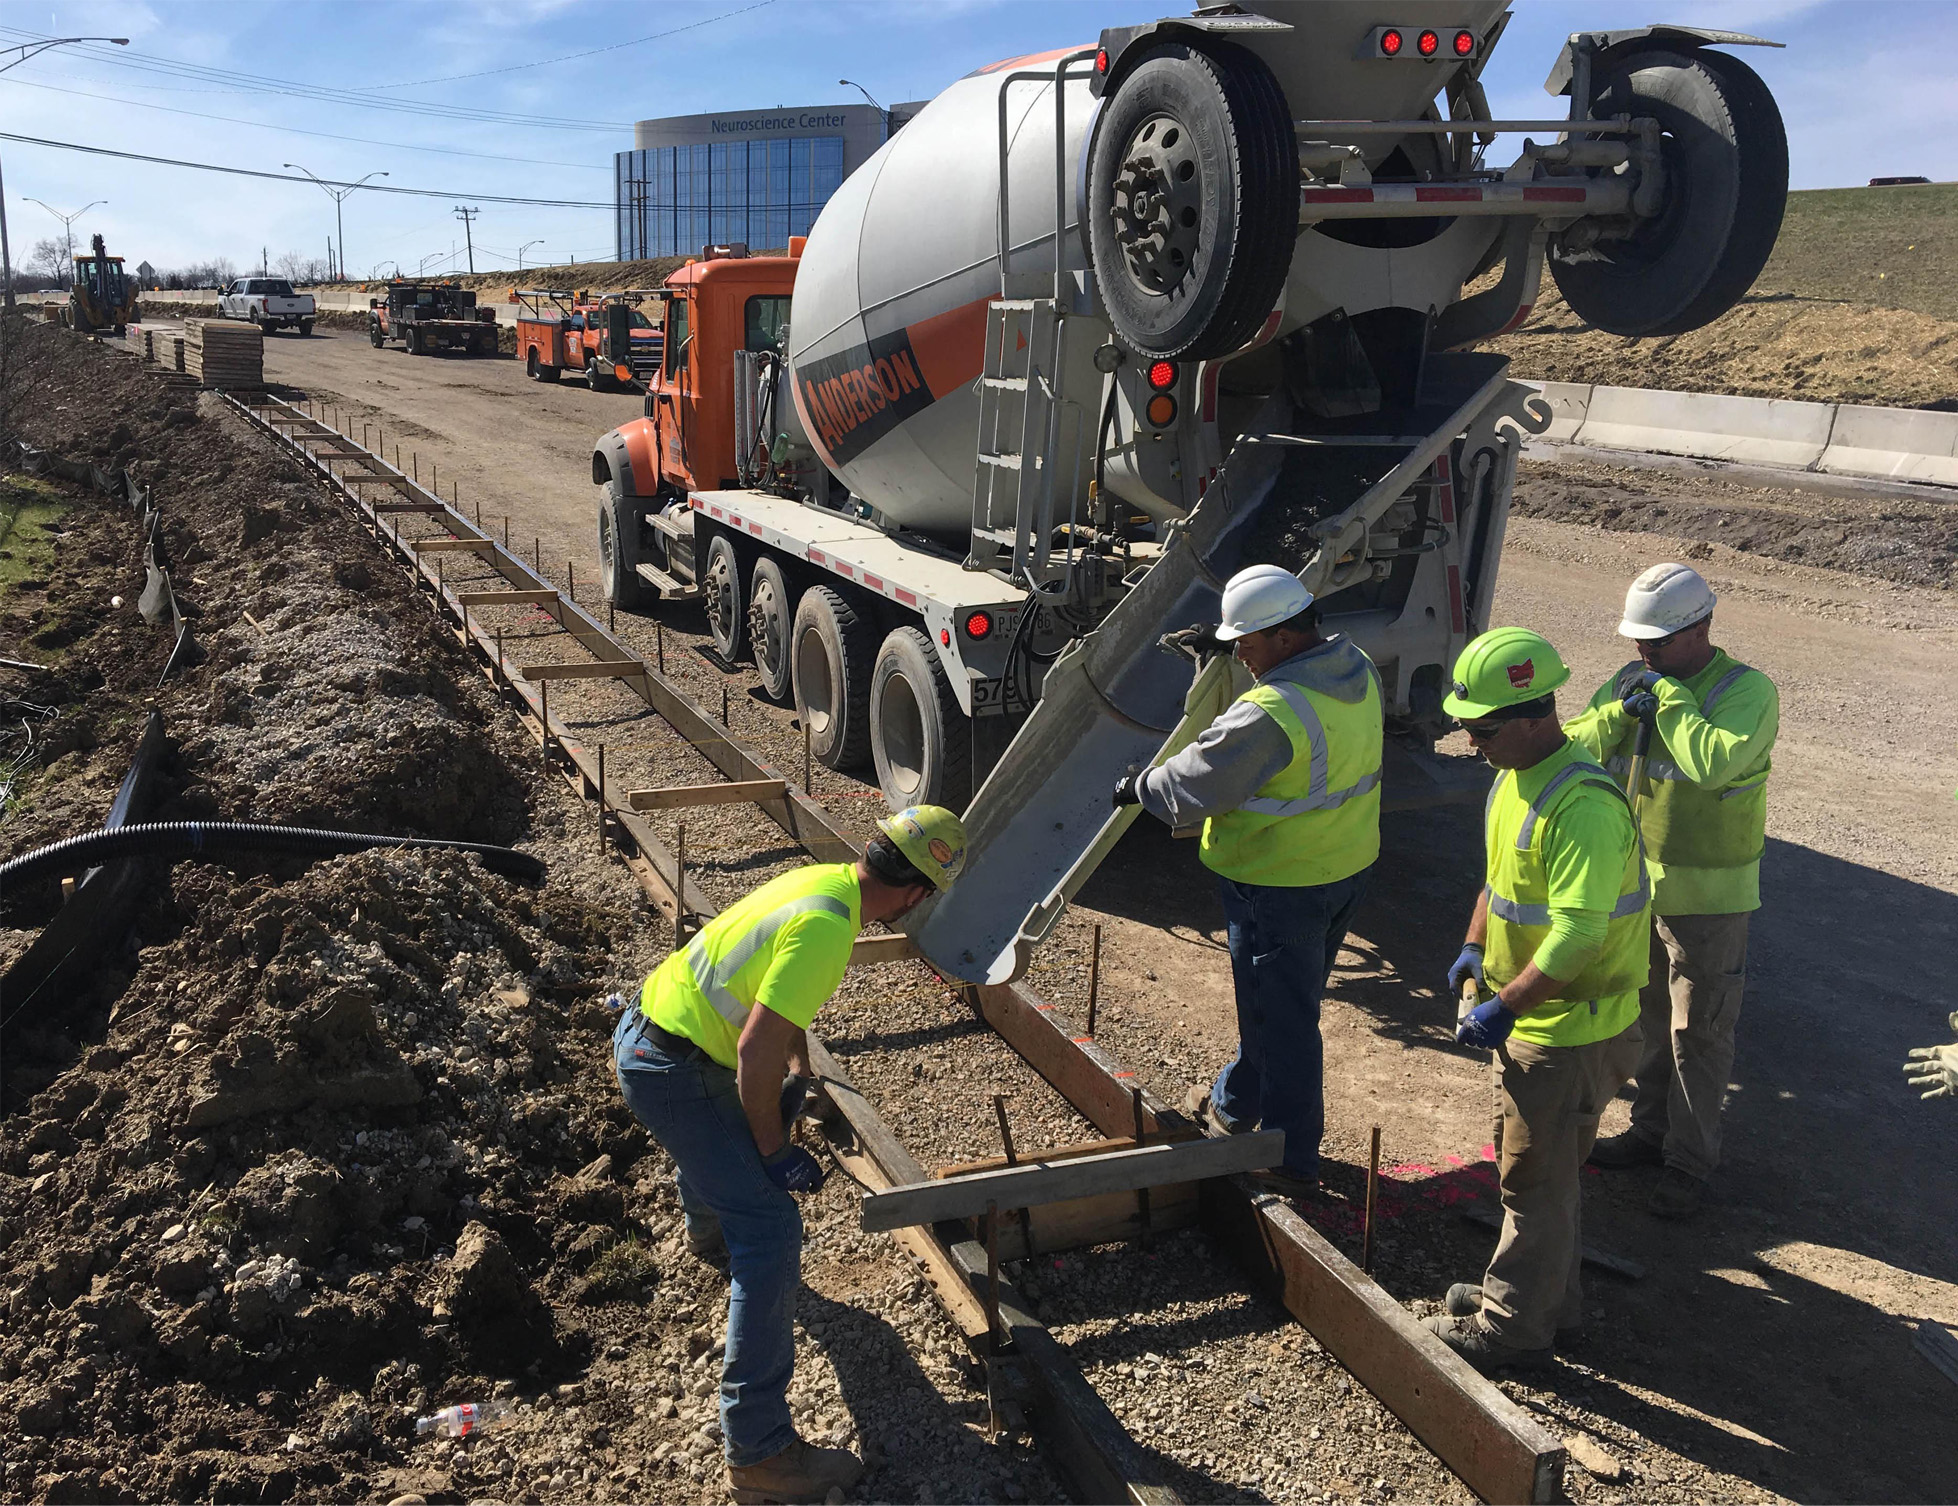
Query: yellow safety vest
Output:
[[1484, 742, 1650, 1047], [642, 863, 860, 1068], [1601, 655, 1772, 875], [1201, 652, 1383, 888]]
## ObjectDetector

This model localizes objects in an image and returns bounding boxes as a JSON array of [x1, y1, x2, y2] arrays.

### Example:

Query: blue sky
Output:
[[1, 0, 1950, 278]]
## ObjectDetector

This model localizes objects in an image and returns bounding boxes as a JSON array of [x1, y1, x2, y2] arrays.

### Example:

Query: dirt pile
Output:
[[1481, 282, 1958, 411], [1512, 454, 1958, 594]]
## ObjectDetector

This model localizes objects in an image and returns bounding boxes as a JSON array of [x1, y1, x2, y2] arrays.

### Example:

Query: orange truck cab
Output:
[[517, 288, 663, 391], [592, 246, 795, 576]]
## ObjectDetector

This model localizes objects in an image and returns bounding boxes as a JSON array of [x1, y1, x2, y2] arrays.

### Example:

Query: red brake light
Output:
[[1417, 29, 1439, 57], [1453, 29, 1475, 57], [1379, 28, 1403, 56], [1146, 359, 1178, 391], [964, 611, 994, 640], [1095, 47, 1108, 74]]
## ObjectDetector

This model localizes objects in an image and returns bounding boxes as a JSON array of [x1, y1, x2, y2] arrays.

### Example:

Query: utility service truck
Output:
[[368, 280, 499, 357], [589, 2, 1787, 983], [516, 288, 664, 390]]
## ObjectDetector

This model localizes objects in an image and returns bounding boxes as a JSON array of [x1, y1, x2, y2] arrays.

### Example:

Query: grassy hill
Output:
[[1756, 181, 1958, 321]]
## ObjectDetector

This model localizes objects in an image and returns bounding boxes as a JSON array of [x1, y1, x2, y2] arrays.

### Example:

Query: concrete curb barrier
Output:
[[1574, 385, 1836, 469], [1818, 405, 1958, 487], [1520, 380, 1958, 491]]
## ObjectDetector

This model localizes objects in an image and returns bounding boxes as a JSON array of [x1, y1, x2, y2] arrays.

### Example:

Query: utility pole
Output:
[[453, 206, 480, 275], [262, 246, 269, 276], [0, 36, 127, 308]]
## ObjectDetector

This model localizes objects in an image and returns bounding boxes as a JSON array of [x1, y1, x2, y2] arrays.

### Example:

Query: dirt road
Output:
[[233, 326, 1958, 1501]]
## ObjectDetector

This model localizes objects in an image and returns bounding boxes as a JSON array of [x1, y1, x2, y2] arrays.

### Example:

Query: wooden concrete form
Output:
[[627, 778, 789, 811], [409, 536, 498, 553], [455, 589, 560, 608], [520, 660, 647, 681], [860, 1130, 1283, 1232], [847, 932, 919, 968], [936, 1135, 1202, 1261], [806, 1036, 1179, 1506]]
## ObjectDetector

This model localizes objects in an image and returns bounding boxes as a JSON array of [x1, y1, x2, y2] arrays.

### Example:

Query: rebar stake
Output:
[[722, 685, 729, 726], [534, 536, 542, 575], [495, 626, 504, 686], [1132, 1085, 1153, 1250], [984, 1200, 1001, 1356], [995, 1095, 1035, 1257], [1363, 1125, 1382, 1275], [431, 460, 438, 495], [567, 560, 575, 604], [657, 621, 666, 675], [597, 744, 608, 854], [1086, 923, 1103, 1035], [674, 822, 688, 949], [539, 679, 551, 764], [608, 595, 615, 634], [503, 516, 510, 549]]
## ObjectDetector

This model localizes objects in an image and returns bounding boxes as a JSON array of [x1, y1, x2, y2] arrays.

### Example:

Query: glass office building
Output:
[[615, 104, 908, 260]]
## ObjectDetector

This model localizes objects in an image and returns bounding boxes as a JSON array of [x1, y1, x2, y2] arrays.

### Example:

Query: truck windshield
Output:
[[262, 280, 295, 297]]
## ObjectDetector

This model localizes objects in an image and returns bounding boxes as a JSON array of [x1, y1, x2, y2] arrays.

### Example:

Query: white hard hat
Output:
[[1618, 562, 1715, 640], [1215, 564, 1314, 642]]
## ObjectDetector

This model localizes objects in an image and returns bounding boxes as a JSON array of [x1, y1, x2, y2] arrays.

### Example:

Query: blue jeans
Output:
[[612, 1011, 801, 1467], [1211, 866, 1372, 1180]]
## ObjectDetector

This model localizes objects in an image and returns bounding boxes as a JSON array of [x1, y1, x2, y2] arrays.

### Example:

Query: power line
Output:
[[365, 0, 777, 89], [0, 73, 611, 171], [0, 130, 614, 210]]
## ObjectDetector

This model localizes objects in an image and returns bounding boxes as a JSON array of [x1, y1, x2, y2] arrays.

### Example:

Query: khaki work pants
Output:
[[1481, 1027, 1641, 1351], [1628, 912, 1750, 1180]]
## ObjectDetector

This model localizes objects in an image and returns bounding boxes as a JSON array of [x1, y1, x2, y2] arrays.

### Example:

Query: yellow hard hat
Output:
[[1441, 627, 1571, 719], [874, 805, 967, 890]]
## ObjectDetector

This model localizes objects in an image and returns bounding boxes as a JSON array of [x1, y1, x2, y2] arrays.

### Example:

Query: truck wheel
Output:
[[369, 321, 384, 348], [527, 348, 561, 382], [793, 586, 875, 772], [702, 532, 748, 661], [747, 556, 798, 701], [599, 478, 651, 611], [299, 319, 313, 337], [586, 353, 613, 392], [406, 326, 424, 356], [1550, 47, 1787, 337], [1086, 39, 1295, 361], [259, 318, 277, 336], [871, 626, 971, 810]]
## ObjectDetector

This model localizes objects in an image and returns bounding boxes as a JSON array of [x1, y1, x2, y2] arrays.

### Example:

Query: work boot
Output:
[[1648, 1166, 1707, 1220], [685, 1219, 729, 1266], [1247, 1166, 1318, 1202], [727, 1436, 864, 1504], [1587, 1130, 1664, 1171], [1181, 1085, 1248, 1138], [1444, 1282, 1582, 1342], [1420, 1313, 1552, 1375]]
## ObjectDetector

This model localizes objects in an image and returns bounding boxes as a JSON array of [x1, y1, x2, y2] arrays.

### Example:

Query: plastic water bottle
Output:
[[416, 1400, 515, 1438]]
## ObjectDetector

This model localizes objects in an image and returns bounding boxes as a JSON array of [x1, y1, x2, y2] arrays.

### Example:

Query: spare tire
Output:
[[1087, 39, 1295, 361], [1550, 47, 1787, 337]]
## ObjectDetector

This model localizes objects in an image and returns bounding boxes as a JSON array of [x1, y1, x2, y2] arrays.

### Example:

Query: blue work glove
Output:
[[761, 1143, 826, 1195], [1112, 771, 1143, 808], [1447, 944, 1485, 995], [1456, 998, 1517, 1051], [779, 1072, 816, 1132]]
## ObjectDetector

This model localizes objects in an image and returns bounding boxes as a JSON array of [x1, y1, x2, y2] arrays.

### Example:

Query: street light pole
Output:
[[518, 239, 543, 271], [24, 198, 105, 290], [284, 164, 388, 283], [840, 78, 890, 141], [0, 36, 128, 308]]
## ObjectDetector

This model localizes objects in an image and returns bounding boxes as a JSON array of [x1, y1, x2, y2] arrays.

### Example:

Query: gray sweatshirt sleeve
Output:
[[1135, 699, 1294, 827]]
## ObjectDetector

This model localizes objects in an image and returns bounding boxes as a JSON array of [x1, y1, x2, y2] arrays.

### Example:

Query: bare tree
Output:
[[26, 239, 66, 288], [210, 256, 237, 287], [274, 250, 308, 283], [0, 314, 56, 451]]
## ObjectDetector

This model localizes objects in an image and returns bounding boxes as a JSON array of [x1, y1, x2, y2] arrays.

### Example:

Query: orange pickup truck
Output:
[[515, 289, 662, 391]]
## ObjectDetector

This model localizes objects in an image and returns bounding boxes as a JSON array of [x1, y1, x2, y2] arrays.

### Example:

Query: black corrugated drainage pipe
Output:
[[0, 821, 546, 890]]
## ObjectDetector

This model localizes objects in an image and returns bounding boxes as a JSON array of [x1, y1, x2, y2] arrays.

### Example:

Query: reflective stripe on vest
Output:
[[683, 893, 852, 1027], [1487, 768, 1652, 925], [1237, 679, 1384, 817]]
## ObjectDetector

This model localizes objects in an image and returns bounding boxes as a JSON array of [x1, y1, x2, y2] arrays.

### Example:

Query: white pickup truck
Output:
[[217, 278, 315, 336]]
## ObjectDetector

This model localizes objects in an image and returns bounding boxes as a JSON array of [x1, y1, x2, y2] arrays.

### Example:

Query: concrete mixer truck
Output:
[[591, 2, 1787, 983]]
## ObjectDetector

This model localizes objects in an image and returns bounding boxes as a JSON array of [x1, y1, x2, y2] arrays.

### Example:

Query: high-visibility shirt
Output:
[[1484, 738, 1650, 1048], [1565, 648, 1778, 915], [1199, 639, 1383, 887], [641, 863, 860, 1069]]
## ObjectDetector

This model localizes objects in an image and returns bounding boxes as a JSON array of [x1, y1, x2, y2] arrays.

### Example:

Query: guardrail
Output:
[[1523, 381, 1958, 488]]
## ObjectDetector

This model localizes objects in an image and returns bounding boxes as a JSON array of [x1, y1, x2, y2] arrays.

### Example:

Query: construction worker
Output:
[[1116, 563, 1383, 1199], [1568, 563, 1779, 1220], [1424, 628, 1649, 1373], [611, 806, 966, 1505]]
